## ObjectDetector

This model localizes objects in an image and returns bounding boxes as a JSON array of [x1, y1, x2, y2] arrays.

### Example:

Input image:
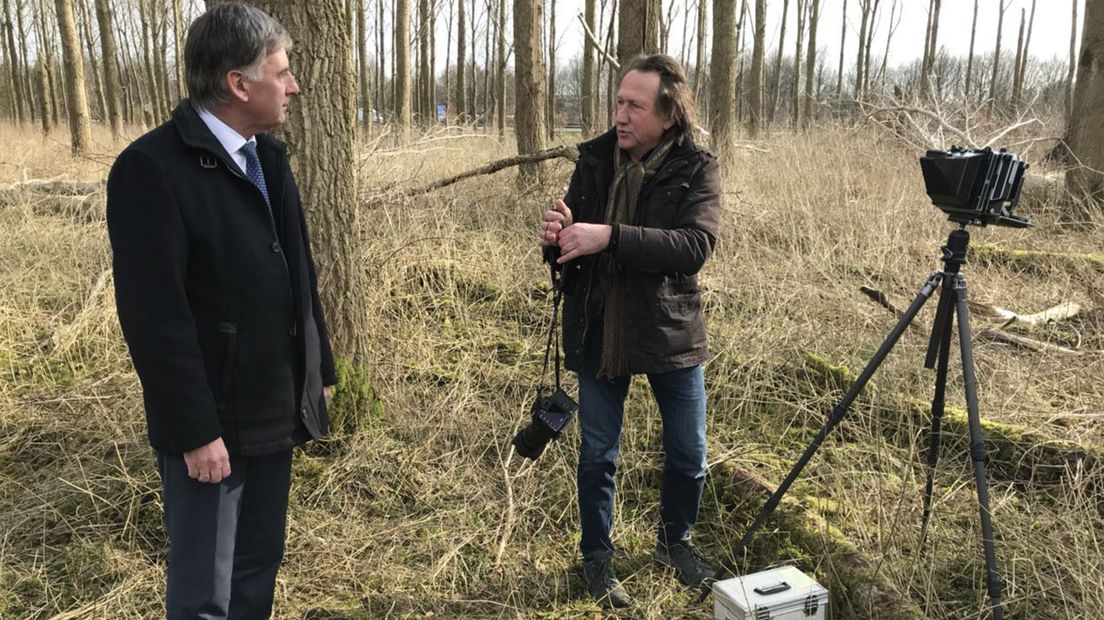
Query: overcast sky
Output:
[[538, 0, 1084, 69]]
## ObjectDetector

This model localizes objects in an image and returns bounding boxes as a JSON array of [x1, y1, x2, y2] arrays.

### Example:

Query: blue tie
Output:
[[239, 141, 272, 215]]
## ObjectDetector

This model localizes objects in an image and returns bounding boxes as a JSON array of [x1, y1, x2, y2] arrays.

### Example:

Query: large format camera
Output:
[[920, 146, 1030, 228], [513, 387, 577, 459]]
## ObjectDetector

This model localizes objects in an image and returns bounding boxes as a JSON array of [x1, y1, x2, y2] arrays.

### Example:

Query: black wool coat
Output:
[[559, 128, 722, 375], [107, 100, 337, 456]]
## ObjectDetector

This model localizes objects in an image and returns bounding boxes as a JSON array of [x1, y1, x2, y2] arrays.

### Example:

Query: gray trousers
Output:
[[157, 449, 293, 620]]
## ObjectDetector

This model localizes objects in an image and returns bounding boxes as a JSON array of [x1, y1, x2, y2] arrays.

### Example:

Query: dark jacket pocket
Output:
[[215, 322, 238, 411]]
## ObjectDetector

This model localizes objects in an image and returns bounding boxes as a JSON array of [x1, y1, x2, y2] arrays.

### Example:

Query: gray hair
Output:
[[184, 3, 293, 111]]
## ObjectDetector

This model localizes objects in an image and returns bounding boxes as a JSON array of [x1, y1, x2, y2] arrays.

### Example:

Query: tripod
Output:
[[706, 227, 1004, 619]]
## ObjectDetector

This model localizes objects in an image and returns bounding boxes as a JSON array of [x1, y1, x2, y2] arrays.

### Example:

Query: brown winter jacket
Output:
[[558, 128, 722, 375]]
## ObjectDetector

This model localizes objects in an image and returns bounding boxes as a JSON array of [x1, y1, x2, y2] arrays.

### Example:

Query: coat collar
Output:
[[171, 99, 286, 175]]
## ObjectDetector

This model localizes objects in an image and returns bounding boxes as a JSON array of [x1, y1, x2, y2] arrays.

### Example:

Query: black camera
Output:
[[920, 146, 1030, 228], [512, 387, 577, 459]]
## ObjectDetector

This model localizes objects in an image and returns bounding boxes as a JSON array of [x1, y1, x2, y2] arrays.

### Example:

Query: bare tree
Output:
[[769, 0, 787, 125], [357, 0, 371, 131], [876, 0, 901, 89], [514, 0, 546, 181], [964, 0, 978, 102], [581, 0, 596, 136], [920, 0, 940, 100], [801, 0, 818, 129], [747, 0, 764, 137], [2, 0, 26, 122], [54, 0, 92, 152], [1067, 0, 1104, 204], [854, 0, 870, 101], [617, 0, 659, 65], [693, 0, 706, 100], [455, 0, 466, 121], [395, 0, 412, 141], [988, 0, 1008, 111], [791, 0, 806, 128], [1066, 0, 1078, 121], [77, 0, 106, 120], [496, 0, 506, 136], [835, 0, 845, 99], [92, 0, 121, 139], [1012, 0, 1036, 110], [546, 0, 555, 138], [709, 0, 735, 155]]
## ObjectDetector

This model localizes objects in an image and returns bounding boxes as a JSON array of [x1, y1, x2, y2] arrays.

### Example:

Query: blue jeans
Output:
[[576, 324, 708, 560]]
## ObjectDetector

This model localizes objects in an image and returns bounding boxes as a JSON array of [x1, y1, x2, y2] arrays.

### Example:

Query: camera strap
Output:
[[539, 260, 565, 394]]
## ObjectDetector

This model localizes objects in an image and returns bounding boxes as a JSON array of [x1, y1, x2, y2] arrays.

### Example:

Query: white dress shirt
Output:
[[197, 107, 256, 176]]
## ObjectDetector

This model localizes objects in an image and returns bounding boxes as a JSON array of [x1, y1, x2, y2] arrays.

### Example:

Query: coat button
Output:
[[301, 407, 307, 415], [288, 325, 297, 337], [271, 241, 281, 253]]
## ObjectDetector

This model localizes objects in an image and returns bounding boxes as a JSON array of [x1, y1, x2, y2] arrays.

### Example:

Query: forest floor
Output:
[[0, 120, 1101, 619]]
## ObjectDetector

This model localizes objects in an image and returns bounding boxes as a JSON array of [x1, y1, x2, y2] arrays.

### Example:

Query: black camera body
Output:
[[513, 387, 577, 459], [920, 146, 1030, 228]]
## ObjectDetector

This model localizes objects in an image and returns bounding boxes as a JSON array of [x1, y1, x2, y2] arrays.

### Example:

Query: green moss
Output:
[[327, 357, 385, 439]]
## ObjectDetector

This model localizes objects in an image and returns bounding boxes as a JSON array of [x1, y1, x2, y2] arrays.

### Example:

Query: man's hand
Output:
[[324, 385, 334, 404], [183, 437, 231, 484], [557, 223, 611, 263], [540, 199, 574, 246]]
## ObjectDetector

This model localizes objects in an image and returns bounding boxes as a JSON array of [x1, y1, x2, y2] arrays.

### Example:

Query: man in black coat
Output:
[[540, 55, 721, 609], [106, 4, 336, 617]]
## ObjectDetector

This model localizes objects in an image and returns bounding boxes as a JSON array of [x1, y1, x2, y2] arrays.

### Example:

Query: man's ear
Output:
[[662, 116, 676, 131], [226, 70, 249, 103]]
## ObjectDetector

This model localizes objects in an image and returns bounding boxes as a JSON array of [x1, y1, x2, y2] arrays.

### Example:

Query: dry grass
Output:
[[0, 119, 1101, 619]]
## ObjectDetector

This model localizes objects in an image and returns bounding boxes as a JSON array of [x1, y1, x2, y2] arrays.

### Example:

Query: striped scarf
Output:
[[597, 134, 678, 379]]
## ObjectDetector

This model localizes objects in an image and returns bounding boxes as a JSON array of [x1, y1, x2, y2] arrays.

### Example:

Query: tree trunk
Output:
[[581, 0, 596, 136], [964, 0, 978, 102], [989, 0, 1007, 111], [920, 0, 940, 100], [693, 0, 706, 100], [208, 0, 365, 359], [455, 0, 466, 122], [854, 0, 868, 101], [1067, 0, 1104, 204], [173, 0, 186, 101], [357, 0, 371, 131], [746, 0, 764, 138], [54, 0, 92, 153], [709, 0, 735, 155], [801, 0, 818, 129], [496, 0, 506, 137], [1011, 8, 1026, 108], [791, 0, 805, 128], [1066, 0, 1078, 122], [2, 0, 25, 123], [78, 0, 106, 121], [546, 0, 556, 138], [514, 0, 546, 182], [93, 0, 121, 139], [861, 0, 878, 96], [769, 0, 787, 126], [418, 0, 430, 124], [17, 0, 36, 121], [377, 0, 385, 114], [1014, 0, 1036, 110], [617, 0, 659, 65], [835, 0, 845, 99], [394, 0, 411, 141]]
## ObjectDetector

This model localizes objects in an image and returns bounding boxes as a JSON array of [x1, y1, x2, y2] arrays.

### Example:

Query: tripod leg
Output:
[[697, 273, 943, 603], [920, 280, 956, 546], [953, 274, 1004, 620]]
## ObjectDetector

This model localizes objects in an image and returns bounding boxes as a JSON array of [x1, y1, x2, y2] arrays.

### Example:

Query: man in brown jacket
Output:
[[540, 54, 721, 609]]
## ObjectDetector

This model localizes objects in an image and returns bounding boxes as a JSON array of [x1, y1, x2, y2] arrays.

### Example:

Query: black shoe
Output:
[[654, 540, 717, 588], [583, 556, 633, 609]]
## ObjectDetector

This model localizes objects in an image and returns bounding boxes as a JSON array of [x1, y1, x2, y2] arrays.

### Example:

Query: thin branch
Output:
[[577, 12, 619, 71], [409, 145, 580, 195]]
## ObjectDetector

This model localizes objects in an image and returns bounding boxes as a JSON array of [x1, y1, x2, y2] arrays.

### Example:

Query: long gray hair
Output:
[[184, 3, 292, 110]]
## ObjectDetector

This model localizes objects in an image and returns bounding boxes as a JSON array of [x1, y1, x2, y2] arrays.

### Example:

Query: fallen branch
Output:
[[977, 328, 1084, 356], [859, 286, 924, 332], [409, 145, 580, 196]]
